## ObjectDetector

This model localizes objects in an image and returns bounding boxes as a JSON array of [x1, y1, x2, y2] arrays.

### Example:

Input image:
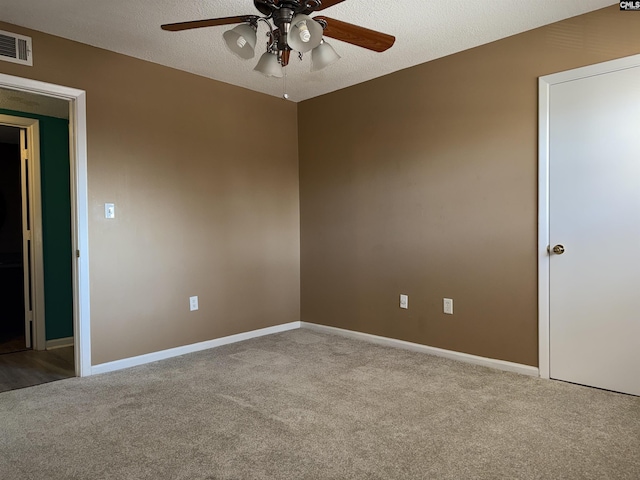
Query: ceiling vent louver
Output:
[[0, 30, 32, 66]]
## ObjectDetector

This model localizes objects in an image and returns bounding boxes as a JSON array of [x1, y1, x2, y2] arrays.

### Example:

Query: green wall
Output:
[[0, 108, 73, 341]]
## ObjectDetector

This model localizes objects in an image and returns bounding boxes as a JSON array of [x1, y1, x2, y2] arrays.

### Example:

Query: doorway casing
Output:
[[537, 52, 640, 381], [0, 73, 90, 376]]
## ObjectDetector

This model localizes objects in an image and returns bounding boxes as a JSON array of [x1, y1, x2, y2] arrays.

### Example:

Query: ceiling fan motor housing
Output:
[[253, 0, 321, 17], [272, 6, 295, 54]]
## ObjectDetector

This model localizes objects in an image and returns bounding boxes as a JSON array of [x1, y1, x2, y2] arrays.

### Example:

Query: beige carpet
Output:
[[0, 329, 638, 479]]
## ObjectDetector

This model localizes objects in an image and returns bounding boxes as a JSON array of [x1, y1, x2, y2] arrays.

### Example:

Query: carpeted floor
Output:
[[0, 329, 638, 479]]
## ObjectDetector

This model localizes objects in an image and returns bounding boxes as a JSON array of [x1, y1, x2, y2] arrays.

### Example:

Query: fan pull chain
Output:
[[282, 67, 289, 100]]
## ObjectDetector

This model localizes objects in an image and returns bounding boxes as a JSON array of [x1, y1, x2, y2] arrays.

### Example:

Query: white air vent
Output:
[[0, 30, 32, 66]]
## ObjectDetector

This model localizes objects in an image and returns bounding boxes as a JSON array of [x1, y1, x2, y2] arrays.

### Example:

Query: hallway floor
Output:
[[0, 333, 27, 355], [0, 346, 74, 392]]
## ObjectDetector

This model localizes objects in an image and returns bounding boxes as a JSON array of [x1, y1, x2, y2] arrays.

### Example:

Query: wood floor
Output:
[[0, 333, 27, 355], [0, 346, 75, 393]]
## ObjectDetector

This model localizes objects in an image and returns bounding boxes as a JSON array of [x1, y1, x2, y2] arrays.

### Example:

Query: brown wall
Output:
[[298, 6, 640, 367], [2, 6, 637, 369], [0, 22, 300, 365]]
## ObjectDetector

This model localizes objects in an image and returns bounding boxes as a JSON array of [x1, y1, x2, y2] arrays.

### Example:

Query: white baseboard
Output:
[[91, 320, 539, 378], [301, 322, 539, 377], [91, 321, 301, 375], [46, 336, 74, 350]]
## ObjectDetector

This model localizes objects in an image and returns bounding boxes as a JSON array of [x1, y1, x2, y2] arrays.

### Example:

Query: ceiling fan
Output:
[[161, 0, 395, 78]]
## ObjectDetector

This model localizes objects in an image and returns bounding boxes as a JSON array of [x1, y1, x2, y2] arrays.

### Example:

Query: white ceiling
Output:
[[0, 1, 617, 102]]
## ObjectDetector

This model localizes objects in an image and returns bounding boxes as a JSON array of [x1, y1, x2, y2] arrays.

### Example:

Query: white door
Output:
[[548, 63, 640, 396]]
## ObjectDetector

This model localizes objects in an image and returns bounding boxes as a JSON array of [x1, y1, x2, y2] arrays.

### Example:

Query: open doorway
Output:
[[0, 111, 76, 391], [0, 73, 90, 386]]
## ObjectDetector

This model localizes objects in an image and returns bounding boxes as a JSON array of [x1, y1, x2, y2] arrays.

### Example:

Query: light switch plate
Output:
[[105, 203, 115, 219]]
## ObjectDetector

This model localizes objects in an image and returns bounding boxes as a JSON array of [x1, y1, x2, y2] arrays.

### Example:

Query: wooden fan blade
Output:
[[315, 16, 395, 52], [161, 15, 256, 32], [303, 0, 347, 14]]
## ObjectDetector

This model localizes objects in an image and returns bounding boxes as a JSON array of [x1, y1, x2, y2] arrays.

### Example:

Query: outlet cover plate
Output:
[[443, 298, 453, 315], [189, 296, 198, 311], [400, 294, 408, 309]]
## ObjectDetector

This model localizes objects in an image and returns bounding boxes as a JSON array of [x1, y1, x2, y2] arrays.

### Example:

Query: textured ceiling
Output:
[[0, 1, 617, 102]]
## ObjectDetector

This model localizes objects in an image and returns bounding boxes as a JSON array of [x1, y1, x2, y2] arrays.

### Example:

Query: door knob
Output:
[[552, 244, 565, 255]]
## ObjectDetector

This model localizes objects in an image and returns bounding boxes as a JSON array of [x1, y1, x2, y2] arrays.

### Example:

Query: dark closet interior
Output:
[[0, 126, 25, 354]]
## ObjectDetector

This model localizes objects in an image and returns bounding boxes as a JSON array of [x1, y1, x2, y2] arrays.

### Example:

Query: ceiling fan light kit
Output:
[[288, 14, 324, 53], [162, 0, 395, 79], [311, 39, 341, 72], [254, 51, 284, 77], [222, 23, 258, 59]]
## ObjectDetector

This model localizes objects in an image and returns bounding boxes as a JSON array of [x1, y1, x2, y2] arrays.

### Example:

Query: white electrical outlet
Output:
[[189, 296, 198, 311], [443, 298, 453, 315], [400, 294, 408, 309]]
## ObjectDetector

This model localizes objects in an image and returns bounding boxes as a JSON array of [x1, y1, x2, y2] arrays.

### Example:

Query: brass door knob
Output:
[[552, 244, 565, 255]]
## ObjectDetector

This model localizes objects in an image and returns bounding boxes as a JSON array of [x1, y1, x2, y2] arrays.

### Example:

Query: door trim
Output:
[[538, 53, 640, 380], [0, 73, 91, 377]]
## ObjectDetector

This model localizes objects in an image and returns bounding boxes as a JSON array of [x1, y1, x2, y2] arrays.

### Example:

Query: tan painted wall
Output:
[[298, 6, 640, 367], [0, 22, 300, 365]]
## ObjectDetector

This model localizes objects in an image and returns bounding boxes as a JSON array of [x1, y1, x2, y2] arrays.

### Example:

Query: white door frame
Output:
[[538, 53, 640, 380], [0, 73, 91, 377], [0, 116, 45, 349]]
